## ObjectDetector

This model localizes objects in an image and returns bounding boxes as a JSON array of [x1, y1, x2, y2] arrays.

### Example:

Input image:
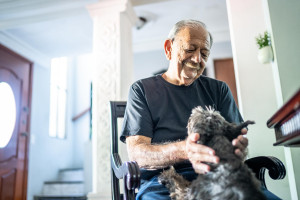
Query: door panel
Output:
[[0, 44, 33, 200], [0, 169, 16, 200], [214, 58, 239, 107]]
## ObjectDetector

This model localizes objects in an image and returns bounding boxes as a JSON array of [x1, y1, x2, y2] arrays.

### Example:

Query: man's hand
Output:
[[232, 128, 248, 160], [186, 128, 249, 174], [186, 133, 219, 174]]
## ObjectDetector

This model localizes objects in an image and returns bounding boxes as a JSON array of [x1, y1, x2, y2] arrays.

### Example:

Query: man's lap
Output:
[[136, 168, 281, 200], [136, 175, 170, 200], [261, 186, 282, 200], [137, 167, 197, 200]]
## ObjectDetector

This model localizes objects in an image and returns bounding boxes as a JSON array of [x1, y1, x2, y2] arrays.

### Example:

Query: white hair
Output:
[[167, 19, 213, 48]]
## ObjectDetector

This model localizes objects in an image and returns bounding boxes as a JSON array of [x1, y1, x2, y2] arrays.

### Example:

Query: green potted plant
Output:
[[255, 31, 273, 64]]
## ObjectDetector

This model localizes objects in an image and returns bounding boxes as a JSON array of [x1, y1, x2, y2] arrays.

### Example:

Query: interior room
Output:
[[0, 0, 299, 199]]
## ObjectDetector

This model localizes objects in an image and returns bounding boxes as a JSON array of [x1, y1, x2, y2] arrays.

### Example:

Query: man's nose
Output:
[[191, 50, 201, 63]]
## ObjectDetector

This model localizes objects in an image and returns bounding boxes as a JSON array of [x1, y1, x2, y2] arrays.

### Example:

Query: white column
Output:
[[263, 1, 300, 199], [226, 0, 290, 199], [86, 1, 137, 199]]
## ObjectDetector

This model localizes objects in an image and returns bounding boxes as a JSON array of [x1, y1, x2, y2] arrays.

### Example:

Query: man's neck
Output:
[[162, 69, 196, 86], [162, 70, 180, 85]]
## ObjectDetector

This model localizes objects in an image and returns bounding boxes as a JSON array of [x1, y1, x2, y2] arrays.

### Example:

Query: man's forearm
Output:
[[127, 138, 187, 169]]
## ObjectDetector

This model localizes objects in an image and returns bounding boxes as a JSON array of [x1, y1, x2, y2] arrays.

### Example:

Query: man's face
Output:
[[169, 26, 210, 86]]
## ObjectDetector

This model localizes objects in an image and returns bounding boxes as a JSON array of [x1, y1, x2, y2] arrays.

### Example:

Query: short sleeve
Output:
[[218, 82, 243, 124], [120, 82, 154, 143]]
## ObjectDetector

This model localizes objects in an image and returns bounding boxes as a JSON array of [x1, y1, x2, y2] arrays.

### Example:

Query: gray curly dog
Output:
[[158, 106, 266, 200]]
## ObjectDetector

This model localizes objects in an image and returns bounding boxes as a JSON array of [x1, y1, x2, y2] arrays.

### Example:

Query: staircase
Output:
[[34, 168, 87, 200]]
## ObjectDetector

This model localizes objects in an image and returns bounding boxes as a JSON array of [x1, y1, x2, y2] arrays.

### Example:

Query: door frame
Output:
[[0, 44, 33, 200]]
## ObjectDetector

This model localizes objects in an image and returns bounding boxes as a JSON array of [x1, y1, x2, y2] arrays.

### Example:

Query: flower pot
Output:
[[258, 46, 273, 64]]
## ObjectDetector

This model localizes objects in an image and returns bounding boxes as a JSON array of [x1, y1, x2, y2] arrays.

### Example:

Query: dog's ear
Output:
[[225, 120, 255, 141]]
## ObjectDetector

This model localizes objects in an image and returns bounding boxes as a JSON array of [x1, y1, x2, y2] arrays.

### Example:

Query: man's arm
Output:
[[126, 130, 248, 173], [126, 135, 187, 169], [126, 135, 218, 170]]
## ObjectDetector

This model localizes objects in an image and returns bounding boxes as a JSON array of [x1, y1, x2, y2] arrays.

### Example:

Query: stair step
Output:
[[58, 168, 84, 182], [42, 181, 84, 196], [34, 195, 87, 200]]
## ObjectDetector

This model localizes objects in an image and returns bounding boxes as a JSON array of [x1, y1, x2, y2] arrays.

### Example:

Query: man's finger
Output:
[[232, 139, 244, 151], [187, 142, 215, 155], [187, 133, 200, 142], [241, 128, 248, 135], [192, 162, 211, 174], [232, 136, 248, 150], [235, 149, 245, 159], [188, 152, 219, 164], [238, 136, 248, 146]]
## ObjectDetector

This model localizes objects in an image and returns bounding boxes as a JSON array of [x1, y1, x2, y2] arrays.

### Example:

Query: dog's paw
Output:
[[158, 166, 176, 184]]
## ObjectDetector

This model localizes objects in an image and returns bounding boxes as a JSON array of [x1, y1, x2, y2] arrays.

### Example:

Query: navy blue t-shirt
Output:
[[121, 74, 243, 144]]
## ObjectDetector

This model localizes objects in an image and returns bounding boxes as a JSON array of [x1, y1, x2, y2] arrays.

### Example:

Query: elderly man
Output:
[[121, 20, 278, 200]]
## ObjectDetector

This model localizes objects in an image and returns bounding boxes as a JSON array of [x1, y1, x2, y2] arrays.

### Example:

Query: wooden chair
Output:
[[110, 101, 286, 200], [110, 101, 140, 200]]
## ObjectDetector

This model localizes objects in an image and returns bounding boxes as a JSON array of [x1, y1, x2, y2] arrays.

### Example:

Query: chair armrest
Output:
[[244, 156, 286, 189], [111, 153, 141, 200]]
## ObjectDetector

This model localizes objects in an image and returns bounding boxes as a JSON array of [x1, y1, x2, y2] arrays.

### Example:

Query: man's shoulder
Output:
[[140, 75, 161, 83], [132, 75, 162, 88], [198, 75, 226, 86]]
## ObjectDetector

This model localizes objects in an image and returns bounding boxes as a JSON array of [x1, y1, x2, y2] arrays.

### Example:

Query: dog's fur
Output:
[[158, 106, 266, 200]]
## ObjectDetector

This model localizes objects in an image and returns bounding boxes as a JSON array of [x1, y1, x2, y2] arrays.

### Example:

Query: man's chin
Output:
[[182, 77, 195, 86]]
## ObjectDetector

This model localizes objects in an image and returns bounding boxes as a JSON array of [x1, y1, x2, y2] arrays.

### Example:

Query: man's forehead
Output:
[[175, 27, 210, 48], [176, 26, 209, 39]]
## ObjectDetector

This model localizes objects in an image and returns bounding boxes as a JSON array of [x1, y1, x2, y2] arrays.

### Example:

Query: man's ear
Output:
[[164, 39, 172, 60]]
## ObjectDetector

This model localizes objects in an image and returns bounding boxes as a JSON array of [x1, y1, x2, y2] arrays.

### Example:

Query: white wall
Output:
[[28, 62, 74, 200], [266, 0, 300, 102], [265, 0, 300, 199], [0, 32, 81, 199], [134, 49, 168, 81], [27, 53, 95, 199], [0, 19, 97, 200], [27, 53, 96, 199], [227, 0, 290, 199], [70, 53, 94, 193], [70, 54, 93, 167]]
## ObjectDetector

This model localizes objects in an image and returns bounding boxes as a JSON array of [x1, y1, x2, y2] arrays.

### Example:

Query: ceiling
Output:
[[0, 0, 230, 59]]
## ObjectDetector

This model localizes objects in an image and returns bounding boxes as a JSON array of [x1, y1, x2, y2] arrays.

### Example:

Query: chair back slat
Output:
[[110, 101, 127, 200], [110, 101, 126, 155]]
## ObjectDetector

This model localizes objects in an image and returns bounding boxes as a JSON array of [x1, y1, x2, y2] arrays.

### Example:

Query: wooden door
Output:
[[214, 58, 239, 107], [0, 44, 33, 200]]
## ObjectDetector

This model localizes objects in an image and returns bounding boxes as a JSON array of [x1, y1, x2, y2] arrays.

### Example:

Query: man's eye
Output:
[[186, 49, 195, 53], [201, 53, 208, 58]]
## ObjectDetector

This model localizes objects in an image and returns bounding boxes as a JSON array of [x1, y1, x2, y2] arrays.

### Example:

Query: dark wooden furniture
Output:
[[110, 101, 286, 200], [267, 89, 300, 147], [34, 196, 87, 200], [110, 101, 140, 200], [244, 156, 286, 189]]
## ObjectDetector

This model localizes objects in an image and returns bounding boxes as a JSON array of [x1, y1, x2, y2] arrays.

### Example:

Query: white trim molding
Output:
[[0, 31, 51, 68]]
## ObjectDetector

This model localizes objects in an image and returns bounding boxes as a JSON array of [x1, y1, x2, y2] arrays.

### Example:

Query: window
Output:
[[0, 82, 16, 148], [49, 57, 68, 139]]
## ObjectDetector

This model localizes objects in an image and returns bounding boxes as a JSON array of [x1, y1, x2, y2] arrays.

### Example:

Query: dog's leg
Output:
[[158, 166, 190, 200]]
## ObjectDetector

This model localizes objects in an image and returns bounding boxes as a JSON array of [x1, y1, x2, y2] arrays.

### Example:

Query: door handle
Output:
[[21, 132, 28, 137]]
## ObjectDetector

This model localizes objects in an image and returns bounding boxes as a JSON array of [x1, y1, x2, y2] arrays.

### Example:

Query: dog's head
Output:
[[187, 106, 228, 138]]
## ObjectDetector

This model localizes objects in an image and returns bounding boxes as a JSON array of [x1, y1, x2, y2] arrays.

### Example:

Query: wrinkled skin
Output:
[[126, 25, 248, 174], [163, 26, 210, 86]]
